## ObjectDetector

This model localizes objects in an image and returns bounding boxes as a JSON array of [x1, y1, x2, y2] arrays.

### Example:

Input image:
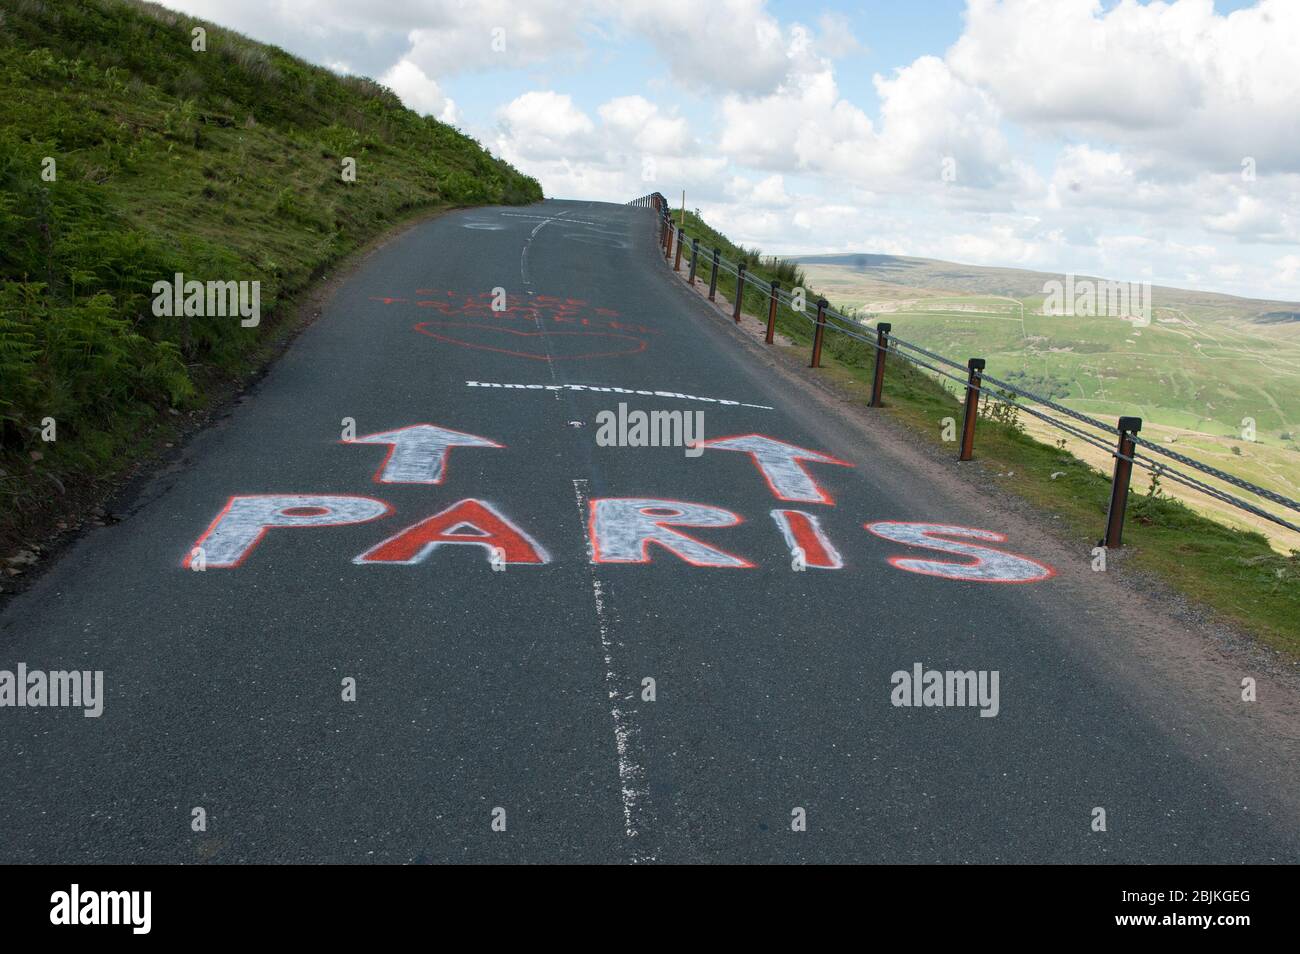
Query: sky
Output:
[[163, 0, 1300, 301]]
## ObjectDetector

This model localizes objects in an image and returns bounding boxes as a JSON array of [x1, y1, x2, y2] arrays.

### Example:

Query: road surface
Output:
[[2, 199, 1296, 863]]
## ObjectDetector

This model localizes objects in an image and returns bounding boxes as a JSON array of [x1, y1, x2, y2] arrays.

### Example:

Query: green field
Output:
[[653, 233, 1298, 650], [799, 259, 1300, 549]]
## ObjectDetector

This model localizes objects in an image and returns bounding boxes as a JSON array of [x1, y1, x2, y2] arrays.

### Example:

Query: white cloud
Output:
[[379, 59, 458, 123], [816, 13, 863, 58], [160, 0, 1300, 299], [862, 55, 1014, 190], [1275, 255, 1300, 287], [724, 173, 792, 208], [948, 0, 1300, 171], [402, 0, 594, 76], [939, 227, 1044, 267], [597, 96, 693, 155], [750, 174, 792, 207], [492, 90, 720, 200], [618, 0, 792, 95], [1045, 145, 1175, 212], [718, 61, 874, 172], [496, 91, 598, 160], [1203, 194, 1298, 244], [717, 52, 1019, 198]]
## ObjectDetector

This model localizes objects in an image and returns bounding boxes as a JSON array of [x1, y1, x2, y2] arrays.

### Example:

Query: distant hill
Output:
[[788, 251, 1300, 549], [789, 253, 1300, 327]]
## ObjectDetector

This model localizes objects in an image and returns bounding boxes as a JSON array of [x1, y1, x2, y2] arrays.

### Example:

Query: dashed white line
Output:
[[518, 210, 573, 379], [572, 478, 654, 862], [467, 380, 774, 410], [502, 212, 604, 227]]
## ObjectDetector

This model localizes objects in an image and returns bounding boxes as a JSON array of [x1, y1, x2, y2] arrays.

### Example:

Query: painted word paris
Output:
[[184, 421, 1054, 583]]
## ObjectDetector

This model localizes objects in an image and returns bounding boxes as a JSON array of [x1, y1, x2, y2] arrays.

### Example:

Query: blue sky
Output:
[[166, 0, 1299, 301]]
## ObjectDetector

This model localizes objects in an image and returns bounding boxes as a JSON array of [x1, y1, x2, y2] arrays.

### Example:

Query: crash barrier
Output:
[[627, 192, 1300, 548]]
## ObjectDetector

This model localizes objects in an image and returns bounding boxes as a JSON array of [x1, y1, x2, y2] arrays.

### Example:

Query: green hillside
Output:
[[795, 256, 1300, 444], [0, 0, 541, 544], [792, 256, 1300, 551], [668, 210, 1298, 654]]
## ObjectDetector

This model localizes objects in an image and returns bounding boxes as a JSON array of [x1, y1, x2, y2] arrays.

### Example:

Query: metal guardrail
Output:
[[627, 191, 1300, 546]]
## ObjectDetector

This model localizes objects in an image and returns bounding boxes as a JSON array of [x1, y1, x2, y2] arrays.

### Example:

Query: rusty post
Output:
[[1102, 417, 1143, 548], [765, 281, 779, 344], [959, 358, 986, 461], [869, 322, 891, 407], [733, 263, 746, 323], [810, 298, 828, 367]]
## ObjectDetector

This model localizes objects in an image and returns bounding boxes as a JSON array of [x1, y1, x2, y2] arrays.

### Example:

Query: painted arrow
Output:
[[701, 433, 852, 504], [346, 424, 503, 484]]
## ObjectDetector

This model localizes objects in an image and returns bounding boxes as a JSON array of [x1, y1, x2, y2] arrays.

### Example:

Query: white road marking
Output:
[[348, 423, 502, 484], [517, 210, 574, 379], [466, 380, 773, 410], [572, 478, 654, 862], [701, 434, 852, 504], [520, 210, 571, 289], [502, 212, 605, 227]]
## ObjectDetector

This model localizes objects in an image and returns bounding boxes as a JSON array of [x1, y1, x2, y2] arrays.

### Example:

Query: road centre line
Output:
[[571, 478, 654, 862], [501, 212, 605, 227], [520, 211, 570, 289]]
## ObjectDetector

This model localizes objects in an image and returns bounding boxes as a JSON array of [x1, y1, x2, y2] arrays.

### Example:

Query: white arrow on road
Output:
[[348, 424, 503, 484], [702, 433, 852, 504]]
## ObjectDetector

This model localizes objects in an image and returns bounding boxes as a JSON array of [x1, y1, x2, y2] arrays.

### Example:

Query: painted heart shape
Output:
[[412, 321, 647, 361]]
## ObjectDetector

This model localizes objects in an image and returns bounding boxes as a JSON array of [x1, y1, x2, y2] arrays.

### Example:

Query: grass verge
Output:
[[671, 209, 1300, 657]]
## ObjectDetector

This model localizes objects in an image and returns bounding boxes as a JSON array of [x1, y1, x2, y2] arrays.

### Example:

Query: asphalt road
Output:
[[1, 199, 1296, 863]]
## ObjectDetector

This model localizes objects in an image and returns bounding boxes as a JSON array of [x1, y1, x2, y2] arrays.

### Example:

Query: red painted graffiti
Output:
[[370, 289, 657, 334], [355, 498, 549, 566], [186, 498, 1053, 581], [183, 422, 1053, 583], [771, 509, 843, 569]]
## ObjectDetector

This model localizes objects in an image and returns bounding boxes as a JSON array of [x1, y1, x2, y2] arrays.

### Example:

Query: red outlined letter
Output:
[[589, 498, 753, 567], [186, 494, 392, 568], [354, 499, 549, 565], [701, 434, 852, 504], [865, 521, 1054, 583], [771, 509, 843, 569], [347, 424, 502, 484]]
